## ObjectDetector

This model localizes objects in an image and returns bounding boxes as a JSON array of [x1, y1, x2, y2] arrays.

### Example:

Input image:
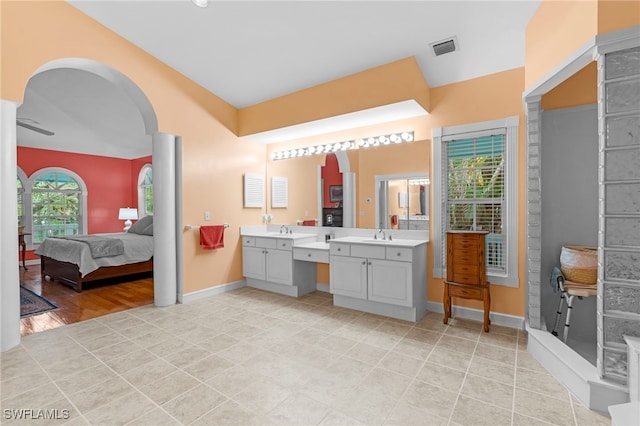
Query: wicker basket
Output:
[[560, 245, 597, 285]]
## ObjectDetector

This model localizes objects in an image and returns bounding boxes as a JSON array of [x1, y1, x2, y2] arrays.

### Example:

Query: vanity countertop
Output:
[[296, 241, 330, 250], [241, 231, 317, 241], [329, 236, 428, 247]]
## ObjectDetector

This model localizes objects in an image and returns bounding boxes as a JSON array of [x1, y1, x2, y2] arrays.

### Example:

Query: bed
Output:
[[35, 216, 154, 292]]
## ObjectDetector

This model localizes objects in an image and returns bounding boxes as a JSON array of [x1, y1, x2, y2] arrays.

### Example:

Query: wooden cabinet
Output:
[[444, 231, 491, 332]]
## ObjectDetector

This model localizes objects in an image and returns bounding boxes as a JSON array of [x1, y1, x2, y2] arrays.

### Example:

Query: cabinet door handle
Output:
[[362, 261, 366, 265], [368, 261, 372, 265], [282, 243, 286, 247], [337, 248, 341, 251], [397, 252, 401, 257], [308, 253, 312, 257]]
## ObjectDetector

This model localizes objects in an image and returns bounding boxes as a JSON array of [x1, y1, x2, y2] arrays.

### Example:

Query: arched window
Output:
[[138, 164, 153, 217], [17, 168, 27, 228], [29, 168, 87, 244]]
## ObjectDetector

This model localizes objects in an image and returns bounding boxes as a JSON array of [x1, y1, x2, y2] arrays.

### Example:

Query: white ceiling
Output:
[[17, 0, 541, 158]]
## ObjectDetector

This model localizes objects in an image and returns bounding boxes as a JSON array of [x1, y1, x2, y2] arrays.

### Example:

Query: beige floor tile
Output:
[[356, 368, 413, 398], [67, 376, 135, 414], [346, 341, 390, 365], [293, 327, 331, 344], [448, 317, 484, 330], [233, 377, 292, 414], [445, 324, 482, 341], [512, 412, 555, 425], [404, 327, 443, 345], [469, 355, 516, 385], [139, 370, 200, 405], [461, 373, 514, 410], [103, 348, 158, 374], [162, 384, 227, 424], [182, 353, 234, 381], [1, 382, 73, 419], [516, 367, 571, 402], [206, 365, 266, 397], [361, 329, 404, 349], [319, 410, 366, 425], [414, 315, 449, 333], [379, 351, 425, 377], [1, 368, 53, 401], [474, 342, 517, 366], [83, 390, 156, 425], [191, 400, 258, 426], [80, 332, 128, 353], [92, 340, 143, 362], [319, 334, 359, 355], [436, 335, 478, 355], [516, 350, 548, 373], [427, 346, 473, 372], [267, 394, 331, 425], [400, 380, 458, 419], [415, 361, 466, 393], [514, 387, 575, 426], [384, 398, 450, 426], [54, 364, 118, 395], [128, 407, 181, 425], [478, 330, 519, 349], [452, 394, 513, 426], [392, 336, 435, 360], [121, 358, 178, 388], [43, 352, 101, 381], [491, 324, 520, 337], [161, 344, 211, 368]]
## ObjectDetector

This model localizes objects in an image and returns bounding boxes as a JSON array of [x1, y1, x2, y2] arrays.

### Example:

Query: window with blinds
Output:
[[446, 133, 506, 273]]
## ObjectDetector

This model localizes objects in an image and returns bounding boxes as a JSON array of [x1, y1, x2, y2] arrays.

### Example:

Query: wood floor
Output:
[[19, 263, 154, 337]]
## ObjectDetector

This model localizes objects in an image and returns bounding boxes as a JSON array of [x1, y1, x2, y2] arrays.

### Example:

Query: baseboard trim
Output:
[[316, 283, 330, 293], [426, 301, 524, 330], [181, 280, 246, 303]]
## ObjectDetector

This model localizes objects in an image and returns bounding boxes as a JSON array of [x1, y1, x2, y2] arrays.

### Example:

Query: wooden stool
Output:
[[444, 280, 491, 332]]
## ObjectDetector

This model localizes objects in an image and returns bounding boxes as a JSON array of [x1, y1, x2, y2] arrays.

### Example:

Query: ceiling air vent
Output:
[[430, 37, 458, 56]]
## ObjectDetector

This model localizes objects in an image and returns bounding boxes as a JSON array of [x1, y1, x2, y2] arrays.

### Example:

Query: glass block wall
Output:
[[598, 46, 640, 383]]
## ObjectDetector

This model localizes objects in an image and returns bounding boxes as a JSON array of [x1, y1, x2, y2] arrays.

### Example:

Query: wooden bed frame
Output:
[[41, 255, 153, 292]]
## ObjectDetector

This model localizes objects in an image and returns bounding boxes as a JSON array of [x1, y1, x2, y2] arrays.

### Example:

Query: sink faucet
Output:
[[374, 229, 386, 240], [280, 224, 291, 234]]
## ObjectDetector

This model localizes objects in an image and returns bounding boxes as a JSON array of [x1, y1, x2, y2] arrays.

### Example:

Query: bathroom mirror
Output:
[[375, 173, 429, 230], [265, 138, 430, 229]]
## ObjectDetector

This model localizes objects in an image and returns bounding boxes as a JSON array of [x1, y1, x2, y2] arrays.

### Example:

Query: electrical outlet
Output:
[[305, 210, 309, 217], [204, 211, 211, 221]]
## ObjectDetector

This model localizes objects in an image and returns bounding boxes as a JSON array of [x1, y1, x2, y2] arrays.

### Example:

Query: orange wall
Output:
[[541, 62, 598, 111], [239, 57, 431, 136], [598, 0, 640, 34], [264, 68, 526, 317], [525, 0, 598, 89], [2, 1, 265, 293]]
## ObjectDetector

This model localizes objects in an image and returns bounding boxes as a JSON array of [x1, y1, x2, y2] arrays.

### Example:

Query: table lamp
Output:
[[118, 208, 138, 232]]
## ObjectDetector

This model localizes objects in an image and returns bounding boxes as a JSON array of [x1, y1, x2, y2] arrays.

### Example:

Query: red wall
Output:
[[321, 153, 342, 208], [18, 147, 150, 260]]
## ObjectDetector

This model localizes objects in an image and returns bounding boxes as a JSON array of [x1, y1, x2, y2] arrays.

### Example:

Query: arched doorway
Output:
[[1, 58, 179, 351]]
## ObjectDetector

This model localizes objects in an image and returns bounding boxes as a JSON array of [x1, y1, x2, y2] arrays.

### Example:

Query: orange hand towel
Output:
[[200, 225, 225, 250], [302, 220, 316, 226]]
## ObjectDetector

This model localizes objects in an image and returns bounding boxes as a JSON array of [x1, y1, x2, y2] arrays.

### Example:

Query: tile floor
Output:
[[1, 288, 611, 425]]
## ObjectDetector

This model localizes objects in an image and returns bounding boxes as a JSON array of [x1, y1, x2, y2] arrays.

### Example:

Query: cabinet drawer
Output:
[[448, 283, 483, 299], [453, 263, 480, 275], [386, 247, 413, 262], [450, 272, 483, 285], [294, 247, 329, 263], [242, 236, 256, 247], [330, 242, 350, 256], [274, 239, 293, 251], [456, 253, 480, 265], [351, 244, 385, 260], [256, 237, 277, 249]]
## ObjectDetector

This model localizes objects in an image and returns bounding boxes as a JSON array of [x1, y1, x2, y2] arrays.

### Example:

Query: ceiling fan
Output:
[[16, 118, 55, 136]]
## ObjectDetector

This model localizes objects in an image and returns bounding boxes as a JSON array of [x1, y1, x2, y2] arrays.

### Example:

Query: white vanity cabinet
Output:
[[242, 234, 317, 297], [329, 238, 427, 322]]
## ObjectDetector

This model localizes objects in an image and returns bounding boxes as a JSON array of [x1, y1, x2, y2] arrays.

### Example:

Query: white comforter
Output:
[[35, 232, 153, 277]]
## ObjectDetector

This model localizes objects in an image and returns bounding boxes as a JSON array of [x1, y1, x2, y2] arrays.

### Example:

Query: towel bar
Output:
[[184, 224, 230, 231]]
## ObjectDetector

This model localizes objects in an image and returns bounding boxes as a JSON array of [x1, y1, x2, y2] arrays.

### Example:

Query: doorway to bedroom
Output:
[[13, 58, 178, 337]]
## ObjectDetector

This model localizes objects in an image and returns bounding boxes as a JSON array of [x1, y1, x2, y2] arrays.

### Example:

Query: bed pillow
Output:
[[128, 215, 153, 235]]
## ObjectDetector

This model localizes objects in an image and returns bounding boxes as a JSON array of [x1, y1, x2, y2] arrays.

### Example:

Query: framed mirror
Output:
[[375, 172, 429, 230]]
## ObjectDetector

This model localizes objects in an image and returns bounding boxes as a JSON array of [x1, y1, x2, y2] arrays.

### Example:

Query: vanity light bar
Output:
[[270, 131, 414, 161]]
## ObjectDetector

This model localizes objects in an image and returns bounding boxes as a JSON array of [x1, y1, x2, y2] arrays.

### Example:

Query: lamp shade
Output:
[[118, 208, 138, 220]]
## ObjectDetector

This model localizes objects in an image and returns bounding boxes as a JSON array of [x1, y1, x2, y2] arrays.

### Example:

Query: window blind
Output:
[[446, 134, 506, 272]]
